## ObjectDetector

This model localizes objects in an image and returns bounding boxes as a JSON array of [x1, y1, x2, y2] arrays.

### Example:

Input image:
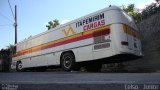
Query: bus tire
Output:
[[16, 61, 24, 72], [61, 52, 77, 71]]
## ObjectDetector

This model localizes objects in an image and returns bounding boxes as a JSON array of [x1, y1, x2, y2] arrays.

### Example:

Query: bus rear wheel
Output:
[[16, 61, 24, 72], [61, 52, 79, 71]]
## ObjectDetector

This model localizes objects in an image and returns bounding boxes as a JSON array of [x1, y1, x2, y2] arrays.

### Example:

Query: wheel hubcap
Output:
[[64, 56, 72, 68], [18, 63, 22, 70]]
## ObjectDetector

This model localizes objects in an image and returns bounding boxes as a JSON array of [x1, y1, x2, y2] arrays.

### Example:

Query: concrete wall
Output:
[[124, 13, 160, 72]]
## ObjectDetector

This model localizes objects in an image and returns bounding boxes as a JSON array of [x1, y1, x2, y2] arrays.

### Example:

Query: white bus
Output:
[[11, 6, 142, 72]]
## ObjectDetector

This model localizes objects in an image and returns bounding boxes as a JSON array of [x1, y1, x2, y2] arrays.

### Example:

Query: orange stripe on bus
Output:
[[13, 26, 110, 58], [123, 24, 140, 39]]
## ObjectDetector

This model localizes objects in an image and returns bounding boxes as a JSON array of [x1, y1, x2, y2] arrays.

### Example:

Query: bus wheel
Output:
[[85, 64, 102, 72], [61, 52, 77, 71], [16, 61, 23, 72]]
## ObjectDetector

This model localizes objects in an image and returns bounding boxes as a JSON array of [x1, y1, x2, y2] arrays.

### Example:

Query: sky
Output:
[[0, 0, 156, 49]]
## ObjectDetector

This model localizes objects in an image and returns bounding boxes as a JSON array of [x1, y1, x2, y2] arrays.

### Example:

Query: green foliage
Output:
[[0, 49, 11, 72], [46, 19, 60, 30], [122, 3, 160, 23], [0, 44, 15, 72], [6, 44, 16, 55], [122, 4, 141, 22], [141, 3, 160, 20], [122, 4, 135, 13], [0, 44, 15, 68]]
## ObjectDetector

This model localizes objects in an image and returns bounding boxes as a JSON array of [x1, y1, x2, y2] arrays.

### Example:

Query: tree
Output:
[[0, 44, 16, 72], [0, 47, 12, 72], [6, 44, 16, 55], [122, 4, 141, 23], [141, 2, 160, 20], [46, 19, 60, 30]]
